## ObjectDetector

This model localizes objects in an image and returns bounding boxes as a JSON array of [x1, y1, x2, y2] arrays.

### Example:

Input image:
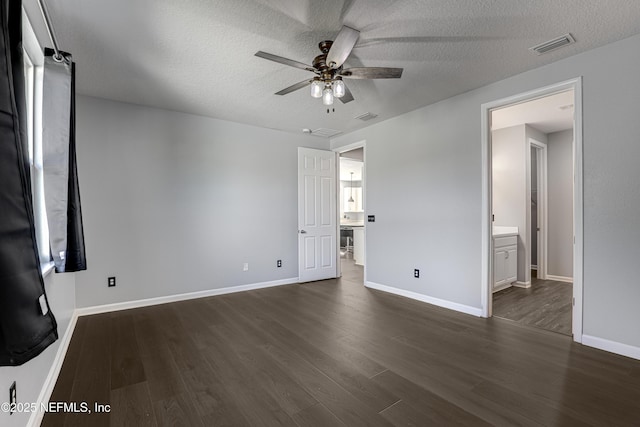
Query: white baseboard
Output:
[[492, 283, 512, 293], [76, 277, 299, 316], [582, 334, 640, 361], [546, 275, 573, 283], [365, 281, 482, 317], [27, 312, 79, 427], [513, 281, 531, 288]]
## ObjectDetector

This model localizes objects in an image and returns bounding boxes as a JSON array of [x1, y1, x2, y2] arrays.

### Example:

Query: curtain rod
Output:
[[37, 0, 64, 62]]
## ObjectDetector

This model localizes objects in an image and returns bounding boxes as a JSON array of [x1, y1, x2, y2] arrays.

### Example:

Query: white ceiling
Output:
[[25, 0, 640, 136], [491, 90, 574, 134]]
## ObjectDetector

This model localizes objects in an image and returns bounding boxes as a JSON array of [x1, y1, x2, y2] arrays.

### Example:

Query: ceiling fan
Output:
[[255, 26, 403, 107]]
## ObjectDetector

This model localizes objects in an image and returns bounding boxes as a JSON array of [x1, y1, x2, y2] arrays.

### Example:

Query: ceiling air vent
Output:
[[529, 33, 575, 55], [355, 112, 378, 121], [310, 128, 342, 138]]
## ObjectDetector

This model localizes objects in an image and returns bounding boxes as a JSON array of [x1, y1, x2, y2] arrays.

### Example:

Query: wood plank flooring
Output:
[[43, 260, 640, 426], [493, 275, 572, 335]]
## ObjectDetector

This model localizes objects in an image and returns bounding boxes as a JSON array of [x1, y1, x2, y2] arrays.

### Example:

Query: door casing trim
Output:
[[333, 141, 366, 283], [480, 78, 583, 343]]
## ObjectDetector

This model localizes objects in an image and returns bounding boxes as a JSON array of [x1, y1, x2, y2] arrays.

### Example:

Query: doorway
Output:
[[481, 79, 583, 342], [335, 142, 365, 284], [530, 139, 548, 282]]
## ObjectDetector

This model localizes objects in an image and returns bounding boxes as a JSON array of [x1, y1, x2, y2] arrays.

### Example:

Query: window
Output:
[[22, 9, 50, 267]]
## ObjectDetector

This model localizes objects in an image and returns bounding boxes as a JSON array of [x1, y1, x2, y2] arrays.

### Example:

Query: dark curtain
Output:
[[0, 0, 58, 366], [43, 48, 86, 272], [65, 61, 86, 271]]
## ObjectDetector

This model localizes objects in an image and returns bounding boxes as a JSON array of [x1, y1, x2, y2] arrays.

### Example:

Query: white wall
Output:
[[0, 272, 75, 427], [74, 96, 328, 308], [331, 32, 640, 350], [491, 125, 527, 283], [547, 129, 574, 278], [492, 124, 548, 284], [333, 97, 484, 309]]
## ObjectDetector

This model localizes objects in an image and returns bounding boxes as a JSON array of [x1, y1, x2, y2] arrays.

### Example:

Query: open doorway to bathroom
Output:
[[338, 146, 365, 284], [489, 89, 576, 336]]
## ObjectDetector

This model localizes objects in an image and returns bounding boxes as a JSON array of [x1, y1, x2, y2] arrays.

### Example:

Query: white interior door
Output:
[[298, 147, 337, 282]]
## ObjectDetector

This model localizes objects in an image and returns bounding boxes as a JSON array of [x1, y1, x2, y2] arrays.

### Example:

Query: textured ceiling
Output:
[[492, 90, 574, 134], [24, 0, 640, 137]]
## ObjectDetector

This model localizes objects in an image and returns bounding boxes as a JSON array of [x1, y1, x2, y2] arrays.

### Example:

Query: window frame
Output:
[[22, 9, 52, 273]]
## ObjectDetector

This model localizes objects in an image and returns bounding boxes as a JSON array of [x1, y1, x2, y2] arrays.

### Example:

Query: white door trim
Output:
[[528, 138, 548, 281], [480, 78, 583, 343], [333, 141, 366, 284]]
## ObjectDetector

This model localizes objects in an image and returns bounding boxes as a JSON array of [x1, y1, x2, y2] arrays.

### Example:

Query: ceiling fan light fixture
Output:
[[310, 79, 323, 98], [333, 79, 345, 98], [322, 87, 334, 106], [255, 26, 403, 108]]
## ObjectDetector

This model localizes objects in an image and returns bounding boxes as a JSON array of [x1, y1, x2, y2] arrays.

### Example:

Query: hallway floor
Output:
[[340, 256, 363, 284], [493, 275, 572, 336]]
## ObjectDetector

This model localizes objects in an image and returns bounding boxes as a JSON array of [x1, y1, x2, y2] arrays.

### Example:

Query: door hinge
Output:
[[572, 297, 575, 306]]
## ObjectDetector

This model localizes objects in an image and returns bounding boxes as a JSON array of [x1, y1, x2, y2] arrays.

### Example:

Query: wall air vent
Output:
[[529, 33, 575, 55], [310, 128, 342, 138], [355, 112, 378, 121]]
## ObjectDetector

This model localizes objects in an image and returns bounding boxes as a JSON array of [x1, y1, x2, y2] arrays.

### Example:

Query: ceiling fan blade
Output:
[[339, 83, 354, 104], [255, 51, 316, 73], [275, 79, 312, 95], [326, 26, 360, 69], [340, 67, 403, 79]]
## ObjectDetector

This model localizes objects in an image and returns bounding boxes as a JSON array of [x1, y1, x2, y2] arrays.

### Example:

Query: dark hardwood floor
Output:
[[493, 274, 572, 336], [43, 262, 640, 426]]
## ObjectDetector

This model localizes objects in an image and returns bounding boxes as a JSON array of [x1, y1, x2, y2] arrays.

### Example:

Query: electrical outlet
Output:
[[414, 269, 420, 278], [9, 381, 16, 415], [277, 260, 282, 268], [243, 263, 249, 271], [108, 277, 116, 287]]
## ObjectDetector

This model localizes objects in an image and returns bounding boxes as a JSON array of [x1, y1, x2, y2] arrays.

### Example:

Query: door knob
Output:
[[299, 230, 307, 234]]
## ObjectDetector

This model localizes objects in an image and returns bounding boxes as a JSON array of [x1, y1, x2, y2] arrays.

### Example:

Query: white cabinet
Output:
[[493, 235, 517, 292], [353, 227, 364, 266]]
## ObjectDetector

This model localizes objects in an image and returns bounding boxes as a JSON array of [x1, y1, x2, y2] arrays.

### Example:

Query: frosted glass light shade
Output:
[[333, 80, 345, 98], [310, 80, 323, 98], [322, 87, 334, 106]]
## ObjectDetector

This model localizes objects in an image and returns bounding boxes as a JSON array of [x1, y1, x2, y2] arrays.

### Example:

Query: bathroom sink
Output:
[[493, 226, 518, 237]]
